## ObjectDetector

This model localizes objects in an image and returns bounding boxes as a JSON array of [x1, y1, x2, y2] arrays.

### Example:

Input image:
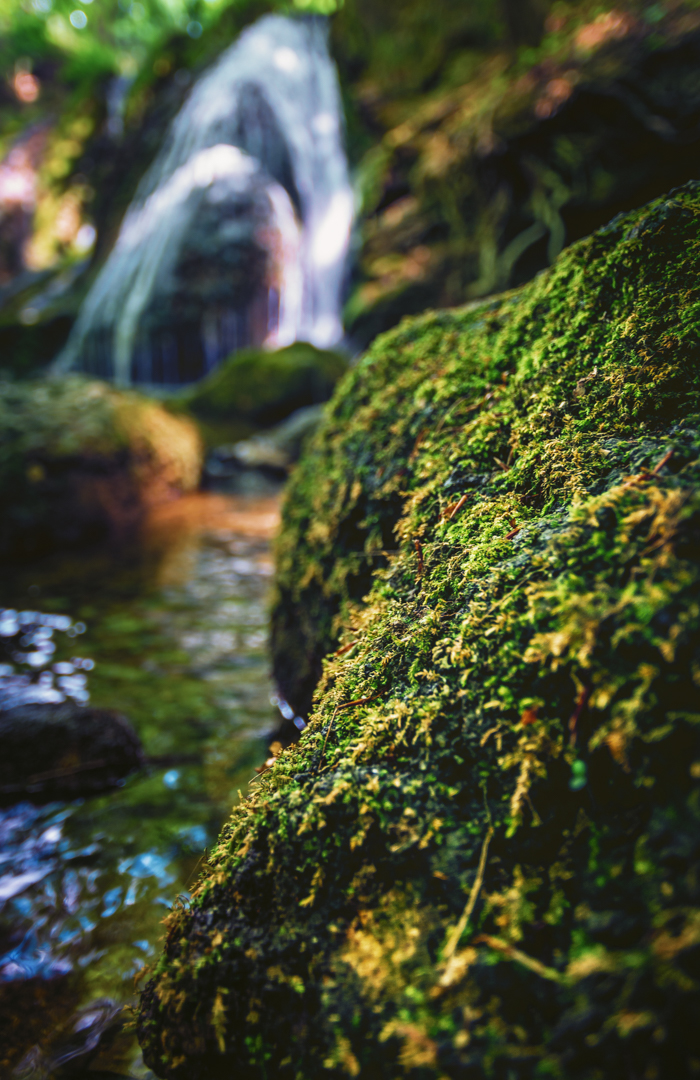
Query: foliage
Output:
[[138, 183, 700, 1078]]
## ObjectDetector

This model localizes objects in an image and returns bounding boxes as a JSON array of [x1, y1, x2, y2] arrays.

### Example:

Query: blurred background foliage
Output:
[[1, 0, 700, 368]]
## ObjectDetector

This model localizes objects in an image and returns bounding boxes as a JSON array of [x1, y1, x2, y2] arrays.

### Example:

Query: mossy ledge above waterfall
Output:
[[0, 376, 202, 558], [138, 185, 700, 1079]]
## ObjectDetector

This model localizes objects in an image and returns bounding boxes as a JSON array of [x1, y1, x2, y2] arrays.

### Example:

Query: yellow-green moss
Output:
[[138, 184, 700, 1079]]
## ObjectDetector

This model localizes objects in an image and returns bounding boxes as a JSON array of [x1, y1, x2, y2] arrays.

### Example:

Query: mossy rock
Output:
[[179, 342, 349, 428], [138, 186, 700, 1079], [0, 375, 202, 558]]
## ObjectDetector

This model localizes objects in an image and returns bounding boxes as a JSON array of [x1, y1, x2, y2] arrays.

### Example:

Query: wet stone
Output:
[[0, 704, 144, 800]]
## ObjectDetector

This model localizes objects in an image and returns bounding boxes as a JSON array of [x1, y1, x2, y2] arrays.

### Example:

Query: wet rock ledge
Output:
[[138, 184, 700, 1079]]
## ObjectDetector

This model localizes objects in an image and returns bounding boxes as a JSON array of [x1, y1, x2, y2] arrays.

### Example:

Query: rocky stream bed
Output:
[[0, 488, 282, 1077]]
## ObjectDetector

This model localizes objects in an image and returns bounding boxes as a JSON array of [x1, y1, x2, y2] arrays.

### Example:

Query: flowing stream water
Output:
[[0, 488, 284, 1077], [57, 13, 353, 386]]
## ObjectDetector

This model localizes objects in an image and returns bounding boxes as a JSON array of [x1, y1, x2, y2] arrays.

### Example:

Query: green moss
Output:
[[138, 185, 700, 1079], [178, 342, 349, 430], [0, 374, 202, 557]]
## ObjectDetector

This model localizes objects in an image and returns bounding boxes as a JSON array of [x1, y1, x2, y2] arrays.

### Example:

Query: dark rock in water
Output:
[[138, 185, 700, 1079], [114, 159, 277, 385], [0, 704, 144, 799]]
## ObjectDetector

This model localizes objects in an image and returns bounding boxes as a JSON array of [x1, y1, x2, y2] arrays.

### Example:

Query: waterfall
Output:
[[57, 14, 353, 386]]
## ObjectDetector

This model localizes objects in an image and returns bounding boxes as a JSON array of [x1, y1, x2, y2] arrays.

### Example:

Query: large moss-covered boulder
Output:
[[0, 375, 202, 557], [180, 342, 349, 429], [138, 186, 700, 1079]]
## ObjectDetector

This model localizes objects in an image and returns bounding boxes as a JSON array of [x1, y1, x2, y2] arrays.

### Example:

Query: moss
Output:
[[0, 374, 202, 557], [138, 185, 700, 1079], [178, 342, 349, 428]]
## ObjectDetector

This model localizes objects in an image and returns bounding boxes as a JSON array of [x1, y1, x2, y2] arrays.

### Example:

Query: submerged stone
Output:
[[138, 185, 700, 1078], [0, 703, 143, 799], [0, 375, 202, 558]]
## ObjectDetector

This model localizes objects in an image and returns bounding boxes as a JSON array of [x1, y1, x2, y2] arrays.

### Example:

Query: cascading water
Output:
[[57, 14, 353, 386]]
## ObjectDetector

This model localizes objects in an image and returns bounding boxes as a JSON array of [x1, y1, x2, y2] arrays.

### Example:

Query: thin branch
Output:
[[473, 934, 565, 984], [315, 703, 340, 776], [443, 825, 494, 959], [414, 539, 424, 575]]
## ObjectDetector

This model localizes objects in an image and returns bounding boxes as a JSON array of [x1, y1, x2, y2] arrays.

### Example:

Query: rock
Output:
[[0, 703, 144, 799], [179, 341, 348, 428], [0, 375, 203, 558], [336, 1, 700, 346], [138, 189, 700, 1078], [206, 404, 324, 478]]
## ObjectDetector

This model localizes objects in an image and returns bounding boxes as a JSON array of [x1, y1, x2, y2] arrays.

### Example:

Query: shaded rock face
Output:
[[0, 704, 143, 799], [82, 154, 294, 386], [0, 376, 202, 558], [138, 188, 700, 1079], [337, 1, 700, 346]]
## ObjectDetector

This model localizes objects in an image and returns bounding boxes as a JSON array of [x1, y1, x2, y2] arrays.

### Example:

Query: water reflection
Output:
[[0, 489, 281, 1076]]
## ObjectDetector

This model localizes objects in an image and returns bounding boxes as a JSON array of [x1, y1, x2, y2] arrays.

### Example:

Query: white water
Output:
[[58, 14, 353, 385]]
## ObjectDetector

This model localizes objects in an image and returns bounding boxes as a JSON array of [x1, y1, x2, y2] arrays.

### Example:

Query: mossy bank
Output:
[[0, 376, 202, 557], [138, 185, 700, 1079]]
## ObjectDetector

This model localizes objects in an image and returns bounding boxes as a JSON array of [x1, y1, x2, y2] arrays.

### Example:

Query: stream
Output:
[[0, 485, 284, 1077]]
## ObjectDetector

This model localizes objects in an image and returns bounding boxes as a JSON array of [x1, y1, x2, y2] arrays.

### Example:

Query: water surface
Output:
[[0, 490, 282, 1077]]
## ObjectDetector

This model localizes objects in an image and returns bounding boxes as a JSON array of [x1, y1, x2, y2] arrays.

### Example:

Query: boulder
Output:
[[0, 703, 143, 799], [0, 375, 203, 558], [180, 342, 348, 429], [205, 403, 324, 479], [138, 188, 700, 1079]]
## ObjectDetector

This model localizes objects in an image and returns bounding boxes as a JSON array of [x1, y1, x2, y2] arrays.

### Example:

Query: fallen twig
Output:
[[314, 695, 382, 776], [409, 430, 427, 461], [652, 448, 674, 475], [443, 826, 494, 960], [315, 704, 340, 775], [623, 447, 675, 488], [444, 493, 470, 521], [473, 934, 565, 984], [337, 694, 381, 710], [414, 539, 424, 575], [334, 641, 357, 657]]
